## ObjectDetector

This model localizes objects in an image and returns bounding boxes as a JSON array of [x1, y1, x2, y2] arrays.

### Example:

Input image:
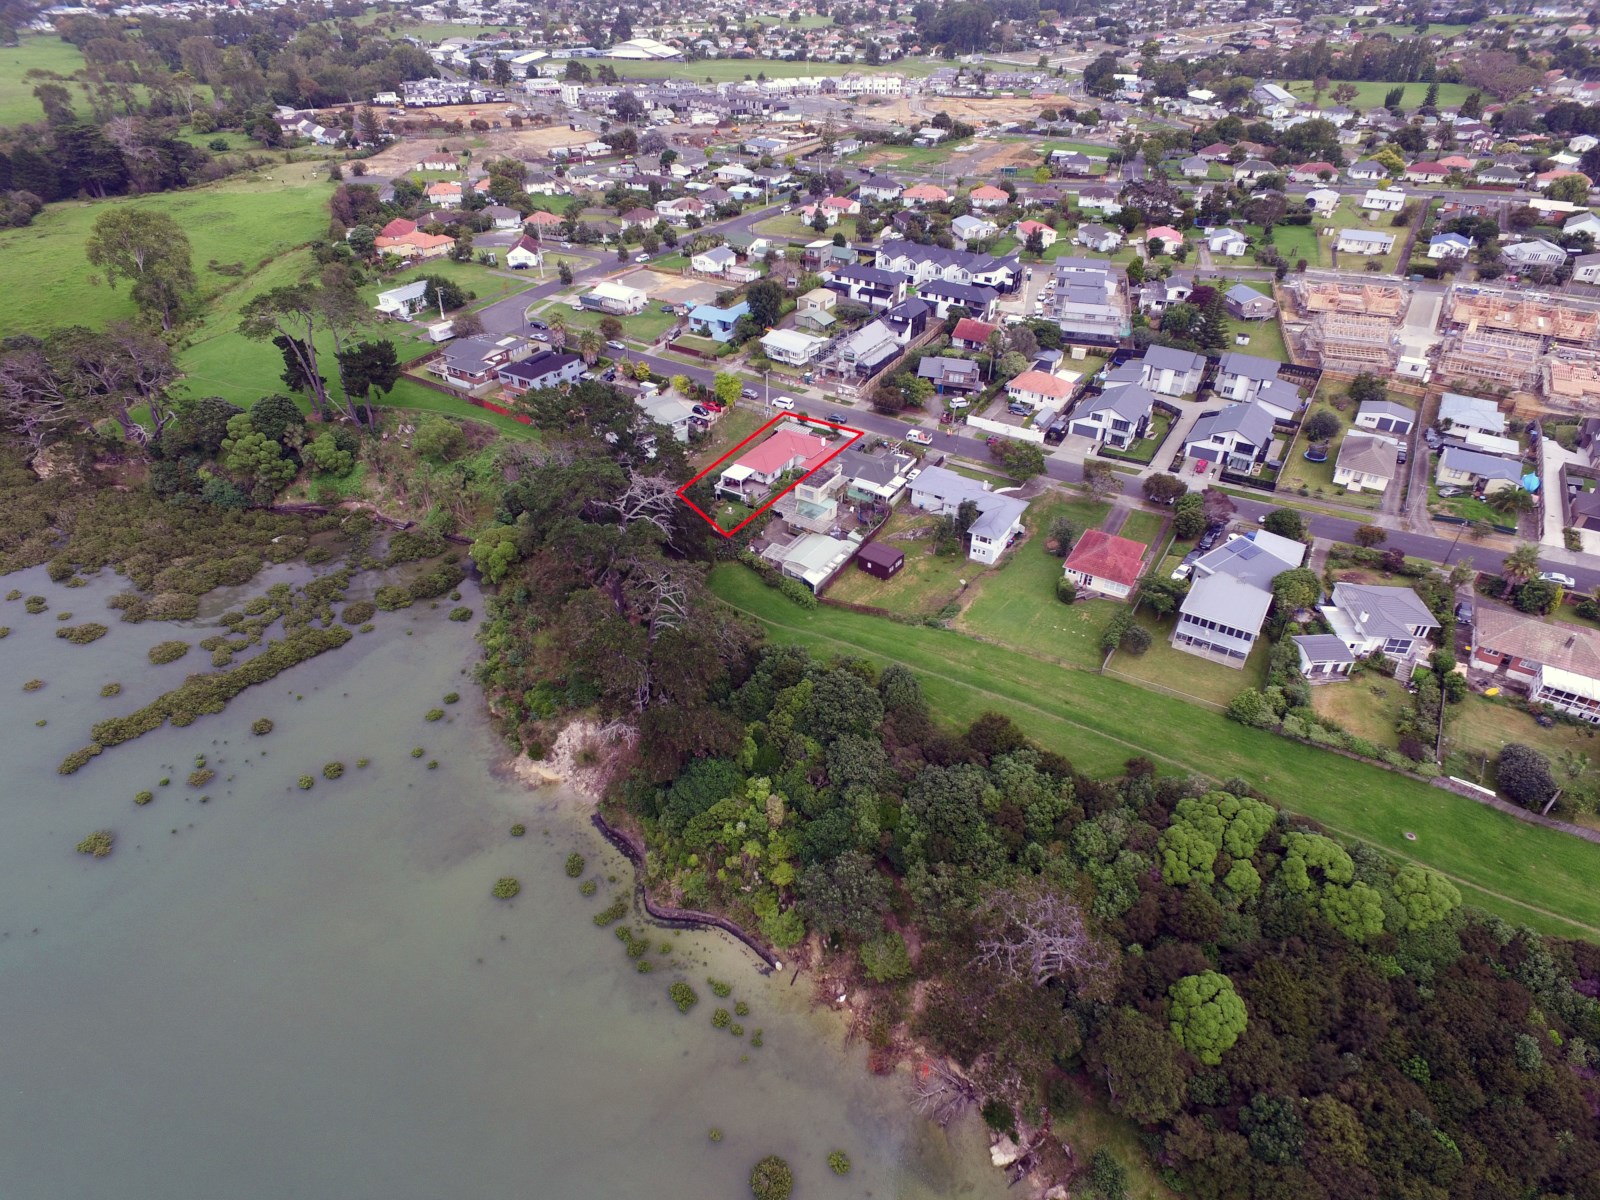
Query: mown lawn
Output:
[[1276, 400, 1385, 510], [827, 509, 990, 617], [553, 304, 680, 344], [1106, 611, 1270, 707], [1285, 80, 1476, 108], [1444, 693, 1600, 781], [1312, 675, 1410, 751], [1117, 509, 1165, 547], [710, 562, 1600, 939]]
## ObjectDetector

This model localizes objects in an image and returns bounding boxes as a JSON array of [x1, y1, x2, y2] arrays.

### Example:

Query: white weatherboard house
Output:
[[376, 280, 430, 317], [1171, 530, 1306, 667], [908, 466, 1027, 564]]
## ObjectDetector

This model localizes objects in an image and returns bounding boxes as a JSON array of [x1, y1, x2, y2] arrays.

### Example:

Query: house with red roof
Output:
[[1289, 162, 1337, 182], [1062, 529, 1147, 599], [505, 235, 544, 270], [1438, 154, 1475, 172], [1536, 169, 1592, 190], [716, 429, 834, 501], [950, 317, 1000, 351], [968, 184, 1009, 210], [1197, 142, 1233, 161], [902, 183, 951, 208], [619, 206, 659, 230], [1013, 218, 1058, 249], [425, 180, 463, 207], [378, 217, 417, 239], [821, 195, 860, 215], [374, 230, 455, 260], [1146, 225, 1185, 249], [1006, 369, 1076, 411], [526, 210, 564, 228], [1403, 161, 1451, 183]]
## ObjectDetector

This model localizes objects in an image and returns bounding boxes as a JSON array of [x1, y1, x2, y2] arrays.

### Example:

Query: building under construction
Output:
[[1289, 275, 1408, 320], [1436, 327, 1544, 389], [1544, 350, 1600, 412], [1303, 312, 1403, 373], [1442, 282, 1600, 348]]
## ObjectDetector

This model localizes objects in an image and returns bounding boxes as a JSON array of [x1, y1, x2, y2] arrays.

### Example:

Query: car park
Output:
[[1540, 571, 1577, 588]]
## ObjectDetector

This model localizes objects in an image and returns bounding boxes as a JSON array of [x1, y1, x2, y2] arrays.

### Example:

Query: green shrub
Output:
[[24, 595, 47, 613], [148, 640, 190, 665], [373, 585, 413, 611], [410, 746, 424, 758], [828, 1151, 851, 1176], [448, 606, 473, 622], [636, 959, 654, 973], [565, 852, 586, 877], [443, 692, 460, 704], [511, 823, 526, 837], [187, 768, 215, 788], [297, 775, 314, 790], [76, 830, 114, 858], [594, 895, 628, 926], [56, 610, 71, 620], [750, 1030, 763, 1047], [135, 791, 153, 805], [55, 622, 108, 645], [708, 1128, 723, 1143], [750, 1155, 794, 1200], [730, 1022, 744, 1036], [4, 589, 19, 600], [0, 627, 9, 637], [341, 600, 376, 625], [425, 708, 445, 722], [323, 762, 344, 780], [252, 718, 273, 735], [100, 682, 122, 697], [734, 1000, 750, 1017], [23, 678, 44, 691], [712, 1007, 732, 1028], [669, 981, 699, 1013], [493, 876, 521, 899], [981, 1099, 1017, 1137], [579, 879, 598, 896], [708, 977, 733, 998], [356, 758, 369, 768]]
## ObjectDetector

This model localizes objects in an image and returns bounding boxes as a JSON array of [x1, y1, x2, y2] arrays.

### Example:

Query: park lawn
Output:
[[1366, 21, 1472, 37], [1285, 80, 1476, 108], [709, 562, 1600, 940], [1117, 509, 1166, 547], [1106, 610, 1270, 708], [755, 12, 836, 27], [0, 170, 334, 340], [653, 253, 690, 271], [754, 213, 858, 240], [851, 143, 964, 169], [1312, 675, 1410, 751], [826, 509, 992, 617], [0, 36, 88, 127], [592, 58, 941, 82]]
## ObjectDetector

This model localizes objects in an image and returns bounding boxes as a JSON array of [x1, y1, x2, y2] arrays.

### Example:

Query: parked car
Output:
[[825, 412, 847, 425], [528, 319, 548, 332], [634, 253, 650, 263], [741, 387, 758, 400], [1540, 571, 1577, 588], [1437, 486, 1465, 497], [906, 428, 933, 445], [780, 204, 792, 213], [691, 404, 712, 418], [947, 398, 970, 410], [1007, 402, 1029, 415], [1396, 445, 1408, 465], [1454, 601, 1474, 623], [905, 467, 922, 483], [605, 339, 625, 350], [1170, 562, 1194, 581], [771, 396, 795, 411]]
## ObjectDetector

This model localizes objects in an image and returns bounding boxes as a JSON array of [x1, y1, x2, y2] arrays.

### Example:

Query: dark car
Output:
[[1454, 601, 1473, 624], [826, 412, 848, 425], [528, 319, 549, 332]]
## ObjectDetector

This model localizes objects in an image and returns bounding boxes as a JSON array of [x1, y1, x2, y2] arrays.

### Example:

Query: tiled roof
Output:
[[1064, 529, 1147, 587]]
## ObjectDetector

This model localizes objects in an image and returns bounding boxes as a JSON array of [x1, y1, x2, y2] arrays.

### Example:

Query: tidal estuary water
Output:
[[0, 565, 1007, 1199]]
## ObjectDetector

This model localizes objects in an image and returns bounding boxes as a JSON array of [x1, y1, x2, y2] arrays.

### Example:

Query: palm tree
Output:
[[546, 314, 567, 352], [1487, 486, 1534, 517], [576, 329, 603, 366], [1502, 541, 1542, 586]]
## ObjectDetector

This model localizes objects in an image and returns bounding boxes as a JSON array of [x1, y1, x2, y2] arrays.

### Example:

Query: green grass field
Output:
[[711, 562, 1600, 939], [0, 171, 334, 341], [1117, 509, 1165, 547], [587, 57, 944, 83], [1285, 80, 1477, 108], [0, 36, 89, 127]]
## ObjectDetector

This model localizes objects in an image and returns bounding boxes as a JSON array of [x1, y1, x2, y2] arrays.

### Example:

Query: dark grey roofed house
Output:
[[1185, 402, 1276, 465], [1355, 399, 1415, 435], [917, 356, 982, 392], [497, 349, 584, 392], [1294, 633, 1357, 680], [1224, 284, 1276, 320]]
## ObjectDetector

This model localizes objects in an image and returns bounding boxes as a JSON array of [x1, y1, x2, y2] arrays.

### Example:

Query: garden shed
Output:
[[855, 541, 905, 580]]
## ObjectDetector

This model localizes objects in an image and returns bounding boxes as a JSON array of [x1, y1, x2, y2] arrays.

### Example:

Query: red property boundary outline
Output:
[[678, 413, 866, 538]]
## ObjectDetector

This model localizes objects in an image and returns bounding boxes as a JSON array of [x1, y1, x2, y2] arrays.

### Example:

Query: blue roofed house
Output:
[[1172, 529, 1307, 667], [1428, 232, 1473, 259], [687, 300, 750, 343], [1438, 392, 1507, 438], [1436, 445, 1523, 495]]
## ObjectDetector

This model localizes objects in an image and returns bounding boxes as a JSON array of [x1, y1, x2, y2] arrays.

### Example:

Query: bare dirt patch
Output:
[[616, 269, 723, 304]]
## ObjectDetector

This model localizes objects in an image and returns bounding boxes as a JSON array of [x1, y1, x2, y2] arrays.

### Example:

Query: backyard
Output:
[[826, 509, 992, 617], [544, 302, 681, 345], [1311, 674, 1410, 751], [1104, 611, 1271, 708], [709, 562, 1600, 939]]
